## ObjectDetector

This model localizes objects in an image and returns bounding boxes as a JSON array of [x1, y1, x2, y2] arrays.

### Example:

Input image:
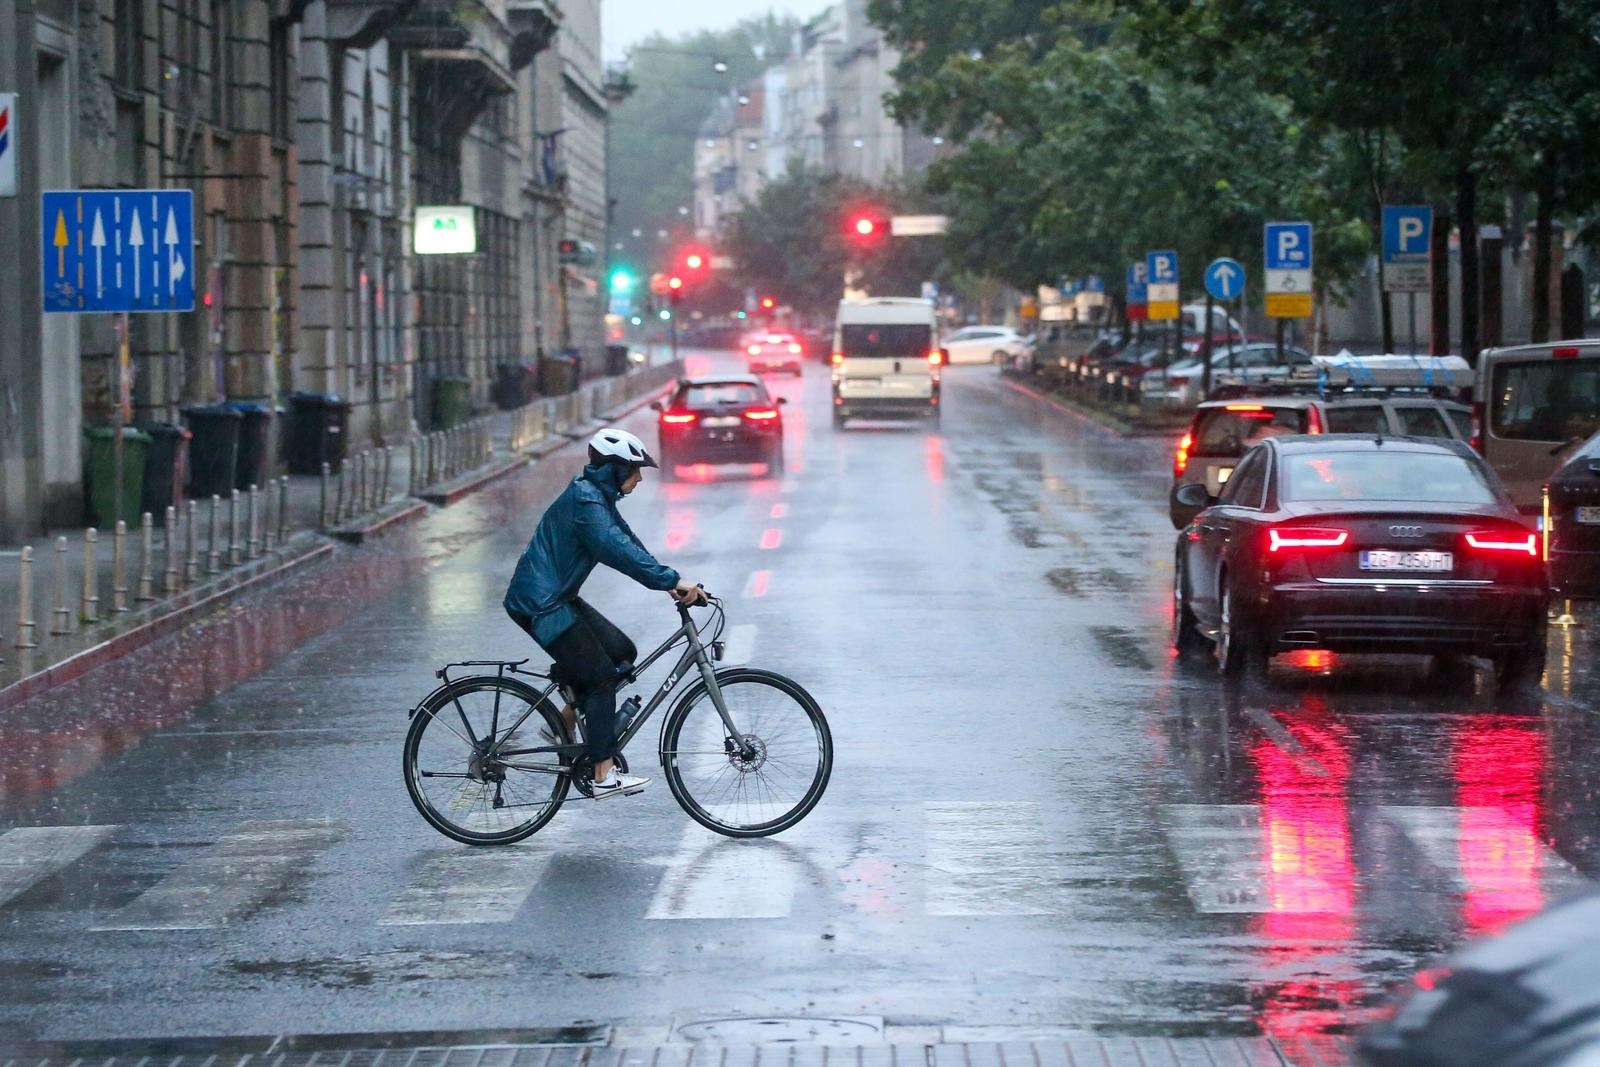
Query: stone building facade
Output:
[[0, 0, 603, 541]]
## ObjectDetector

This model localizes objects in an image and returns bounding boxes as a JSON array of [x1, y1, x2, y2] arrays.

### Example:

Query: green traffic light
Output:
[[610, 269, 635, 292], [658, 309, 671, 321]]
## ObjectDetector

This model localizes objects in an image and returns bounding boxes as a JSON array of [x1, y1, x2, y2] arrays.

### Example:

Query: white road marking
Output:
[[381, 836, 569, 925], [720, 623, 757, 664], [93, 819, 342, 931], [648, 817, 799, 919], [1164, 804, 1273, 913], [925, 802, 1064, 915], [1383, 805, 1592, 897], [0, 825, 118, 907]]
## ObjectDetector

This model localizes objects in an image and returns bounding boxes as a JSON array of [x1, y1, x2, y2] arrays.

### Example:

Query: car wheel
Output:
[[992, 350, 1009, 366], [659, 454, 679, 483], [1216, 574, 1266, 682], [929, 405, 942, 428], [767, 444, 786, 477], [1173, 555, 1208, 658], [1495, 623, 1548, 695], [832, 410, 846, 431]]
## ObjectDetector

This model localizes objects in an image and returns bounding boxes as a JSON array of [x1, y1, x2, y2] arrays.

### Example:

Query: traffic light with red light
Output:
[[760, 296, 775, 310], [848, 211, 889, 243], [667, 275, 684, 305]]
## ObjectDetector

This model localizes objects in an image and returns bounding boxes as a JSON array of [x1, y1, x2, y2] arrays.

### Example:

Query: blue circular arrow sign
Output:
[[1204, 257, 1245, 301]]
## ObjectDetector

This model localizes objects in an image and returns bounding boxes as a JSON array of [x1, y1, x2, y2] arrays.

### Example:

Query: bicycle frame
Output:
[[483, 601, 751, 771]]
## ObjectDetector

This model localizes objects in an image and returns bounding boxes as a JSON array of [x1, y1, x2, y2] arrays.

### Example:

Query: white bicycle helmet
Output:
[[588, 427, 658, 469]]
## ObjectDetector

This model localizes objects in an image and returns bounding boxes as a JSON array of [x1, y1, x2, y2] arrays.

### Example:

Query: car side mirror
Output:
[[940, 347, 951, 362], [776, 396, 788, 405], [651, 400, 665, 412], [1169, 482, 1215, 530]]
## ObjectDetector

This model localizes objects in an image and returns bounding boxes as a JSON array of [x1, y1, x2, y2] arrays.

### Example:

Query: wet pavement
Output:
[[1, 352, 1598, 1051]]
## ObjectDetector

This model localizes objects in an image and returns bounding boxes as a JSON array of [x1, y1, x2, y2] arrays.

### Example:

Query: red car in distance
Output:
[[745, 332, 805, 376]]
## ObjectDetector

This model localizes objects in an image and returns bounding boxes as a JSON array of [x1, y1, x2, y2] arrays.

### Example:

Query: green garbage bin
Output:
[[84, 426, 153, 528], [432, 375, 472, 430]]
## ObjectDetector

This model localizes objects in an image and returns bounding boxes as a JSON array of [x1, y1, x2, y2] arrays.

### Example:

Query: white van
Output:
[[831, 297, 943, 429], [1476, 340, 1600, 511]]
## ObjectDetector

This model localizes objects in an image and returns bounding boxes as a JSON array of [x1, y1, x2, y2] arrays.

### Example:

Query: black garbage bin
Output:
[[139, 422, 192, 523], [182, 404, 243, 498], [432, 375, 472, 430], [605, 344, 630, 377], [492, 362, 539, 409], [286, 391, 352, 474], [227, 401, 274, 491], [539, 354, 578, 395]]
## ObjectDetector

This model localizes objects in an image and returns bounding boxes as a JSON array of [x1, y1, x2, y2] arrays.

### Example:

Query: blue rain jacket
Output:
[[503, 463, 680, 646]]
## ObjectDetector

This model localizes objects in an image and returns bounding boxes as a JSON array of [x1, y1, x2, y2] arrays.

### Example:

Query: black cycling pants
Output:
[[508, 599, 637, 762]]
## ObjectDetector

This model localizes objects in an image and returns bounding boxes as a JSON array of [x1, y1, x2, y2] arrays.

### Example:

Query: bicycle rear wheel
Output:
[[660, 667, 832, 838], [404, 677, 570, 845]]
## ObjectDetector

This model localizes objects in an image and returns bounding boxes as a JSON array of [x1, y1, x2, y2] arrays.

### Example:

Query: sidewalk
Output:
[[0, 1029, 1356, 1066], [0, 361, 682, 707]]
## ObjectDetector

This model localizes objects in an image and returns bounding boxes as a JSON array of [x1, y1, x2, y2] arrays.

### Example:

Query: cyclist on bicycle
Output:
[[504, 427, 706, 797]]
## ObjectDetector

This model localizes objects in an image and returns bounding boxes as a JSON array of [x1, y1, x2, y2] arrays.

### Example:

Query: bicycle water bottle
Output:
[[616, 695, 642, 735]]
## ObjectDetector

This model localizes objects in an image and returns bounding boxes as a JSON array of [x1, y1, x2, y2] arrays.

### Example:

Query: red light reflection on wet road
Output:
[[925, 436, 944, 483], [1451, 716, 1547, 935]]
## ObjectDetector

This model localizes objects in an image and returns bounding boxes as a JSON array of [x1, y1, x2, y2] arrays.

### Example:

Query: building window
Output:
[[114, 0, 144, 90], [269, 20, 292, 142]]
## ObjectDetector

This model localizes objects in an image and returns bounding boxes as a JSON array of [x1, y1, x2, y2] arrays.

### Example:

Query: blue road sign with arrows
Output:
[[1204, 258, 1245, 301], [42, 189, 195, 314]]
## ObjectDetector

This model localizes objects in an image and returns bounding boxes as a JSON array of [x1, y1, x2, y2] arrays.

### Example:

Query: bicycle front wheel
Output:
[[404, 677, 570, 845], [660, 667, 832, 838]]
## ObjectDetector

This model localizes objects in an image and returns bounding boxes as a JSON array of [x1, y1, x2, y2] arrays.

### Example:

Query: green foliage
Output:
[[609, 16, 800, 273], [724, 168, 949, 317]]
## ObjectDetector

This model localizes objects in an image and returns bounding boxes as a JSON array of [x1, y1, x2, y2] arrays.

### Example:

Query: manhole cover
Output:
[[674, 1016, 884, 1045]]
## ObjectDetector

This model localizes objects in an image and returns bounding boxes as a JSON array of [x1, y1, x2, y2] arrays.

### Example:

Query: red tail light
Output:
[[1268, 527, 1349, 552], [662, 411, 697, 425], [928, 350, 944, 366], [1470, 402, 1483, 452], [1226, 404, 1264, 412], [830, 352, 844, 365], [1465, 530, 1537, 556], [744, 407, 780, 421], [747, 344, 762, 356], [1174, 433, 1193, 478], [1553, 346, 1581, 359], [1307, 405, 1324, 434], [1169, 376, 1191, 387], [788, 343, 802, 354]]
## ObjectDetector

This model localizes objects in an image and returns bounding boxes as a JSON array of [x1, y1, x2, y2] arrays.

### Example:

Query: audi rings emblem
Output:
[[1388, 525, 1425, 538]]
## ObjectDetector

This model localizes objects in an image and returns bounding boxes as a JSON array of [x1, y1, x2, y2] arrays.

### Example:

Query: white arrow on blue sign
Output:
[[42, 189, 195, 314], [1204, 258, 1245, 301]]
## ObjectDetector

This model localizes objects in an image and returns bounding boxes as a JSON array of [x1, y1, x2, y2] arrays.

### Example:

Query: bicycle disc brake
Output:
[[725, 733, 766, 772]]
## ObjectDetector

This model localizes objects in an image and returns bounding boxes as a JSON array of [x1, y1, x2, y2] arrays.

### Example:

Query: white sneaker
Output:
[[591, 769, 650, 798]]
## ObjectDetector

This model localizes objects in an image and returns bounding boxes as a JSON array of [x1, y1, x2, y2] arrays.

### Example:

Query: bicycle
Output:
[[402, 593, 833, 844]]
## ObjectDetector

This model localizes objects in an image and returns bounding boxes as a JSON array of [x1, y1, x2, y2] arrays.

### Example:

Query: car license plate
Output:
[[848, 377, 881, 386], [1577, 506, 1600, 524], [702, 416, 739, 428], [1360, 550, 1453, 572]]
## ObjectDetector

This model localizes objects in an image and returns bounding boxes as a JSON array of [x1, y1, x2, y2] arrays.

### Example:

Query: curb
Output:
[[330, 499, 431, 544], [0, 537, 334, 713], [1002, 376, 1184, 438], [418, 454, 532, 506]]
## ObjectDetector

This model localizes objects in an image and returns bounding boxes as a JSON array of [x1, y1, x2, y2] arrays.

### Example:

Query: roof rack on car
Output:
[[1207, 352, 1473, 402]]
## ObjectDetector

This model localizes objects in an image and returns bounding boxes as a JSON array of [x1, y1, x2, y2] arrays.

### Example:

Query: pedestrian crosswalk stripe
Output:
[[1163, 804, 1274, 913], [720, 623, 757, 665], [647, 815, 799, 919], [0, 825, 118, 908], [92, 819, 342, 931], [925, 802, 1063, 916], [1382, 805, 1592, 897], [381, 841, 568, 926]]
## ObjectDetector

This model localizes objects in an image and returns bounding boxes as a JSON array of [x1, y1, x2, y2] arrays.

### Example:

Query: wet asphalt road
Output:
[[3, 352, 1600, 1045]]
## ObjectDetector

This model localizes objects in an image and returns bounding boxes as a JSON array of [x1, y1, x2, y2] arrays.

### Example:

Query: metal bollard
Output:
[[358, 450, 370, 511], [319, 461, 331, 530], [335, 458, 348, 523], [261, 482, 274, 553], [185, 499, 199, 584], [81, 528, 100, 623], [50, 536, 71, 634], [382, 446, 393, 504], [137, 512, 155, 600], [228, 490, 242, 567], [408, 439, 418, 494], [112, 520, 129, 611], [15, 546, 37, 648], [278, 476, 291, 545], [207, 495, 222, 575], [164, 506, 179, 593], [246, 484, 260, 559]]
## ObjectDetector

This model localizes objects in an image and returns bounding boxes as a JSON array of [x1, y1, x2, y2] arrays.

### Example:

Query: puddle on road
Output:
[[230, 949, 522, 988], [1090, 626, 1155, 671], [1048, 567, 1136, 597]]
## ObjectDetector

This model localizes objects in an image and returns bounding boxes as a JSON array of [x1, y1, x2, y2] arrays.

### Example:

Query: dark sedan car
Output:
[[1543, 429, 1600, 599], [1360, 889, 1600, 1067], [654, 375, 786, 481], [1170, 435, 1548, 689]]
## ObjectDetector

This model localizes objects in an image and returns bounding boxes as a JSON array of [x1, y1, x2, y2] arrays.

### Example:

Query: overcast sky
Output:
[[602, 0, 836, 61]]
